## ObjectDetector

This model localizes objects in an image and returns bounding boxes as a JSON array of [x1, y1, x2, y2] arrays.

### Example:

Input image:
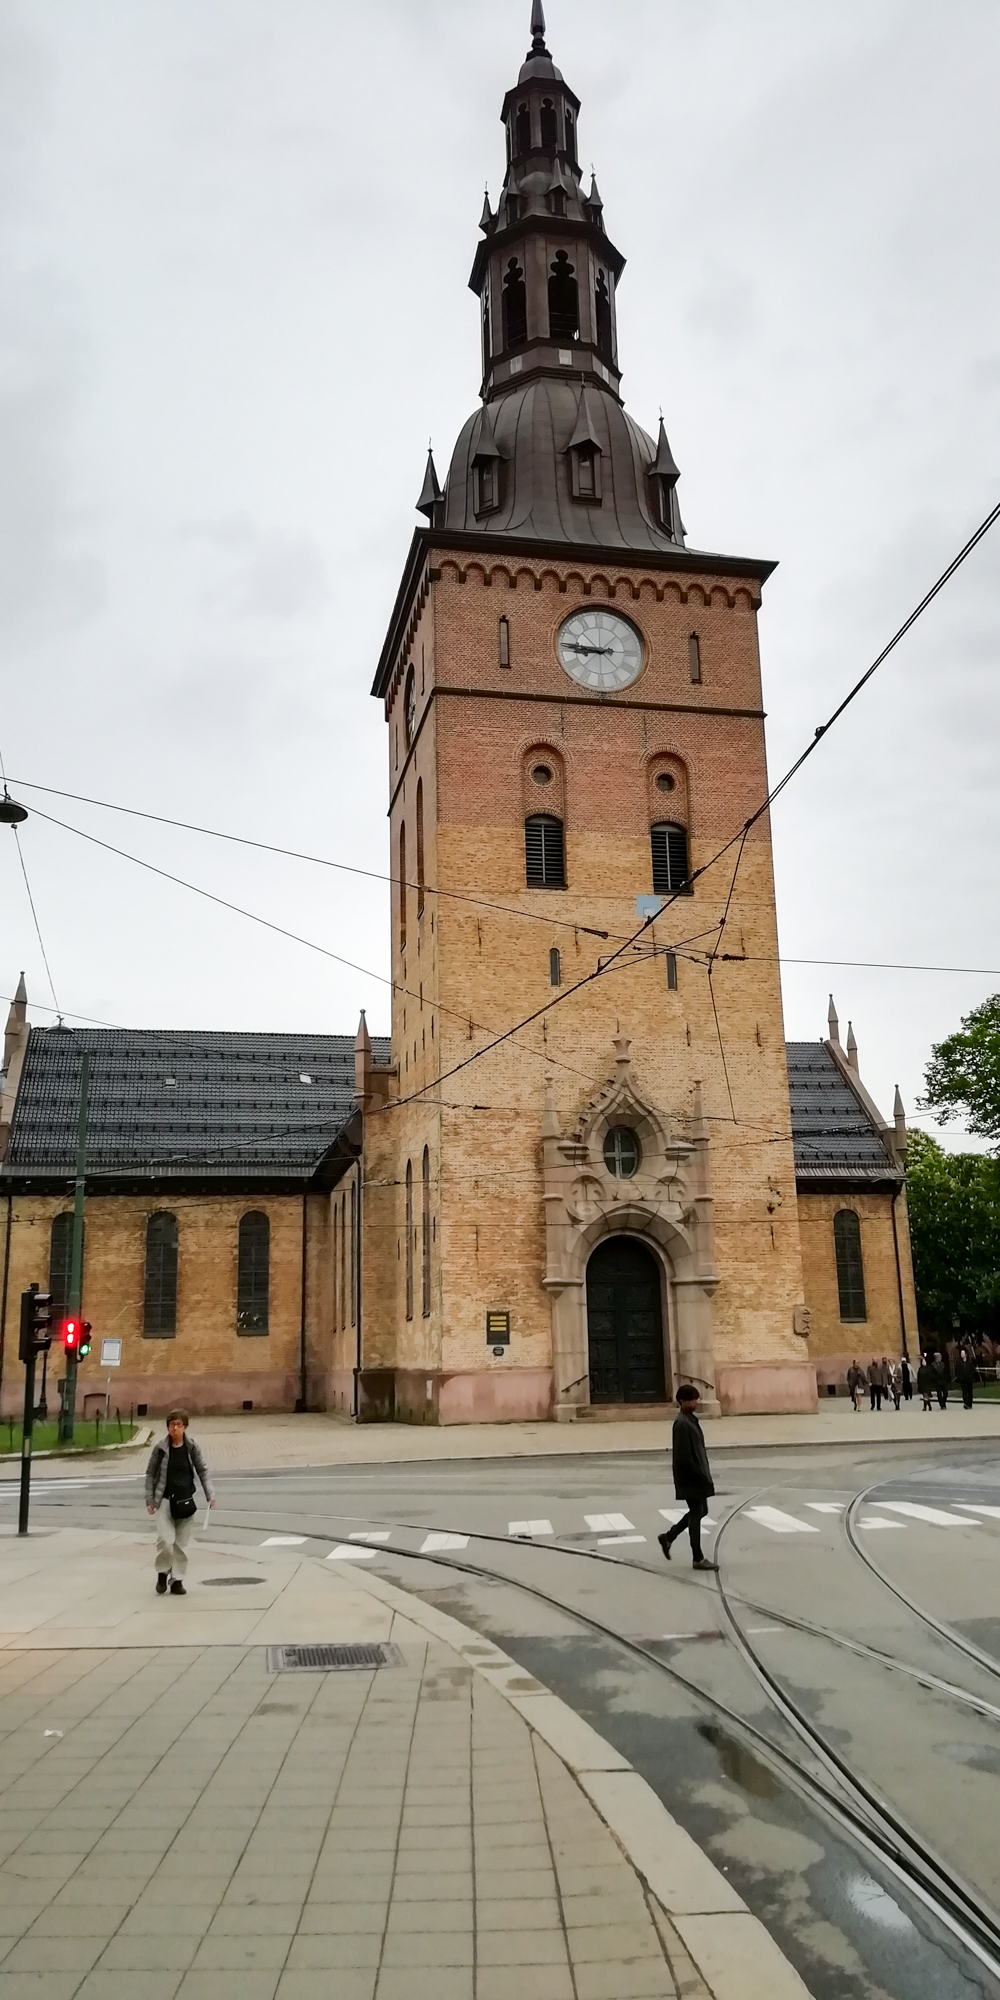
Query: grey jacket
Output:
[[145, 1434, 214, 1509]]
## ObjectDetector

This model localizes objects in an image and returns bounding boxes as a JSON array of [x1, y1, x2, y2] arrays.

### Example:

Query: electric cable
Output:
[[9, 830, 62, 1024]]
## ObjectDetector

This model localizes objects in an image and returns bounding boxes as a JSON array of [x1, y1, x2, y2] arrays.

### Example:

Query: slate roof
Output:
[[785, 1042, 900, 1186], [2, 1029, 390, 1190]]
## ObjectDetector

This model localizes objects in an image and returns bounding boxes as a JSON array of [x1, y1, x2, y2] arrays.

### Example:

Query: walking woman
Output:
[[145, 1410, 215, 1595]]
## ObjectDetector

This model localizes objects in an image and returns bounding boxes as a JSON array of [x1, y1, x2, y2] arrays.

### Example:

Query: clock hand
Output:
[[568, 643, 613, 656]]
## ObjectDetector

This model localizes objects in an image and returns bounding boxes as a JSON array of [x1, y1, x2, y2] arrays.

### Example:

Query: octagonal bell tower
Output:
[[361, 5, 815, 1427]]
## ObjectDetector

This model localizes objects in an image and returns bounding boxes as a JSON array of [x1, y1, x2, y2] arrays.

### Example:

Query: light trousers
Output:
[[155, 1501, 196, 1577]]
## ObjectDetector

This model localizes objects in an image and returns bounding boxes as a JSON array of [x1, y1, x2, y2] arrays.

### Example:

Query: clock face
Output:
[[557, 610, 644, 690], [404, 670, 416, 746]]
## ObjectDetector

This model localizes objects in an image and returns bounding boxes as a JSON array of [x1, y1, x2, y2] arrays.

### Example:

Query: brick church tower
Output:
[[361, 3, 816, 1422]]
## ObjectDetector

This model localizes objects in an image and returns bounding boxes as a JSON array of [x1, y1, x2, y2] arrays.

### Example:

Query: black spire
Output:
[[416, 446, 444, 523], [529, 1, 548, 55]]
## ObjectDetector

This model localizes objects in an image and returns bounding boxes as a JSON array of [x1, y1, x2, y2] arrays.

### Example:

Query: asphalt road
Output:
[[7, 1434, 1000, 2000]]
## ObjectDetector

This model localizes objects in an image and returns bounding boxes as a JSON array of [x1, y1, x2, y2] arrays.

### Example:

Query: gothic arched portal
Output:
[[585, 1236, 668, 1404]]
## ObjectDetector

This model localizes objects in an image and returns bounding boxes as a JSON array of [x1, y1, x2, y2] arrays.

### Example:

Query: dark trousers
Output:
[[902, 1379, 912, 1401], [961, 1382, 974, 1409], [937, 1388, 948, 1409], [870, 1386, 883, 1410], [661, 1497, 708, 1562]]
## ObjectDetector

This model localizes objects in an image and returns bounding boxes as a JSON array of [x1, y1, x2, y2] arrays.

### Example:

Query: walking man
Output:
[[956, 1344, 976, 1411], [867, 1358, 884, 1412], [145, 1409, 215, 1595], [847, 1361, 865, 1412], [658, 1384, 718, 1572], [900, 1353, 914, 1403], [887, 1358, 902, 1411], [932, 1351, 949, 1411]]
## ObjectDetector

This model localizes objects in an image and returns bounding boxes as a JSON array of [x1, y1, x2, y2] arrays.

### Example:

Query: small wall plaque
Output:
[[486, 1311, 510, 1346]]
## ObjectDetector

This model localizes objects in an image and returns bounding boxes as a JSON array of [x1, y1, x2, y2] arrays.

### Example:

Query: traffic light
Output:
[[18, 1288, 53, 1363], [61, 1317, 92, 1359]]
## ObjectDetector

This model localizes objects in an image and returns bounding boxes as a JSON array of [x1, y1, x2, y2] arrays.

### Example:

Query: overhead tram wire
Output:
[[1, 775, 618, 944]]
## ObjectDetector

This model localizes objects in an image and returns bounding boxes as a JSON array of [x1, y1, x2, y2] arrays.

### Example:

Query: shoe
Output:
[[156, 1573, 169, 1595], [657, 1534, 673, 1563], [692, 1558, 719, 1572], [169, 1580, 186, 1596]]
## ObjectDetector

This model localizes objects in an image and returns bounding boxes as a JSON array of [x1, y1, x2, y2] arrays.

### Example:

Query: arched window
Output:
[[502, 259, 527, 350], [405, 1161, 414, 1321], [549, 948, 561, 987], [398, 820, 407, 955], [421, 1147, 431, 1317], [144, 1212, 178, 1338], [595, 271, 613, 363], [548, 251, 579, 340], [515, 102, 531, 155], [482, 285, 491, 367], [525, 815, 565, 888], [415, 779, 425, 919], [540, 98, 557, 149], [688, 634, 702, 684], [604, 1126, 641, 1178], [651, 823, 690, 895], [49, 1211, 82, 1311], [834, 1210, 867, 1322], [237, 1212, 269, 1334], [564, 111, 576, 163]]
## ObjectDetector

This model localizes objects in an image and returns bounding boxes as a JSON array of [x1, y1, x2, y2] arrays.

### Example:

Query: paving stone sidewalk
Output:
[[0, 1543, 710, 2000]]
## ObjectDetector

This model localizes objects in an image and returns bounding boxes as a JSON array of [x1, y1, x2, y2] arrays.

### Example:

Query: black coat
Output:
[[671, 1409, 715, 1500]]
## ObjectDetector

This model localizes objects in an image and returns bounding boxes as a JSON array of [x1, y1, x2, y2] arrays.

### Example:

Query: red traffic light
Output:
[[63, 1318, 80, 1351]]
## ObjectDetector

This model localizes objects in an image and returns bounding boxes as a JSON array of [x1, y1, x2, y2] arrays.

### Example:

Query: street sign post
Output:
[[18, 1285, 53, 1536], [100, 1339, 122, 1418]]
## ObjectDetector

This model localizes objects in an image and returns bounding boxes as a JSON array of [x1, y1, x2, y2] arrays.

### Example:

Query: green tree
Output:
[[920, 994, 1000, 1148], [905, 1129, 1000, 1337]]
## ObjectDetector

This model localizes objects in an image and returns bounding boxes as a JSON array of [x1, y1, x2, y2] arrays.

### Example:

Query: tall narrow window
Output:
[[595, 271, 614, 363], [482, 284, 491, 367], [651, 823, 690, 895], [143, 1212, 178, 1338], [49, 1211, 82, 1311], [525, 814, 566, 888], [688, 633, 702, 684], [237, 1212, 270, 1334], [405, 1160, 414, 1320], [333, 1201, 340, 1331], [341, 1193, 347, 1329], [564, 110, 576, 163], [498, 617, 510, 667], [502, 259, 527, 350], [350, 1180, 357, 1327], [421, 1147, 431, 1317], [666, 952, 678, 991], [416, 780, 425, 919], [398, 821, 407, 954], [549, 948, 561, 987], [515, 102, 531, 154], [540, 98, 557, 148], [834, 1210, 867, 1322], [548, 251, 579, 340]]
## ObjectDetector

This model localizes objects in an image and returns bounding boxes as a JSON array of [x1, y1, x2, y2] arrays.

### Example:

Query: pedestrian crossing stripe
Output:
[[348, 1531, 391, 1542], [508, 1520, 554, 1538], [326, 1544, 377, 1561], [744, 1506, 820, 1534], [584, 1513, 635, 1533], [954, 1504, 1000, 1519], [806, 1503, 844, 1514], [659, 1507, 718, 1527], [597, 1534, 647, 1545], [419, 1532, 469, 1553], [873, 1502, 978, 1528]]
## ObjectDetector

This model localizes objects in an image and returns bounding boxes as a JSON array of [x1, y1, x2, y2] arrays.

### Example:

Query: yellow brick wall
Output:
[[799, 1186, 919, 1386], [0, 1191, 326, 1417]]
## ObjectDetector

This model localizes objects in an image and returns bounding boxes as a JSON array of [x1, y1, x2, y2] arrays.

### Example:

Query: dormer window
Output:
[[506, 193, 521, 225], [540, 98, 557, 149], [569, 443, 602, 502], [474, 458, 500, 515], [549, 188, 566, 218]]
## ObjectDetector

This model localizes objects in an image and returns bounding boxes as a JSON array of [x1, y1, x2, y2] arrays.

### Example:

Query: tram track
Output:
[[210, 1493, 1000, 1986]]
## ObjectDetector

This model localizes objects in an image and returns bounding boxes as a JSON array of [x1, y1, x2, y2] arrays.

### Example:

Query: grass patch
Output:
[[0, 1417, 138, 1455]]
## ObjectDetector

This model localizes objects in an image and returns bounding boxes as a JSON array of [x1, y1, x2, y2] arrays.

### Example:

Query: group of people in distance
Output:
[[846, 1342, 983, 1414]]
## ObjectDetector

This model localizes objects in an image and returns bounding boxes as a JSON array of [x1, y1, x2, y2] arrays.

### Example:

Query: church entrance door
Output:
[[586, 1237, 667, 1404]]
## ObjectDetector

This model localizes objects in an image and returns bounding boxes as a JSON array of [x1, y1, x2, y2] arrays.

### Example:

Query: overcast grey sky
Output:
[[1, 0, 998, 1149]]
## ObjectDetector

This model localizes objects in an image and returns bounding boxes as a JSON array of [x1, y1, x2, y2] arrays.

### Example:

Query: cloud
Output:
[[187, 511, 329, 621]]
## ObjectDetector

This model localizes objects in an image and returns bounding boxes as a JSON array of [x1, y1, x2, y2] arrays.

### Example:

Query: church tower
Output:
[[363, 5, 816, 1423]]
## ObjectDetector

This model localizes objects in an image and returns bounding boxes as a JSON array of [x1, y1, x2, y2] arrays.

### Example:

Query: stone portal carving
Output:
[[541, 1034, 720, 1416]]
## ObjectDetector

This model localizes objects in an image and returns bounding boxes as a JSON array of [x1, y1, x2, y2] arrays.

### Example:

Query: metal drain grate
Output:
[[267, 1642, 403, 1674], [202, 1576, 266, 1587]]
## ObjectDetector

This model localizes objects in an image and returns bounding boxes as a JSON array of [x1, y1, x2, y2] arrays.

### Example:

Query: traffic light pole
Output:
[[58, 1054, 89, 1446], [18, 1292, 37, 1537]]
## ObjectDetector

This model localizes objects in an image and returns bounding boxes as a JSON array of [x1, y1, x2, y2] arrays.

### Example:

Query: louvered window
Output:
[[237, 1212, 270, 1334], [651, 822, 690, 895], [405, 1160, 414, 1321], [525, 815, 565, 888], [834, 1210, 867, 1322], [144, 1212, 178, 1338]]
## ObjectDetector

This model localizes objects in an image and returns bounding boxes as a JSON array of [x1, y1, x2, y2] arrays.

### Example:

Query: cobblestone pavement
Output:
[[0, 1536, 713, 2000]]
